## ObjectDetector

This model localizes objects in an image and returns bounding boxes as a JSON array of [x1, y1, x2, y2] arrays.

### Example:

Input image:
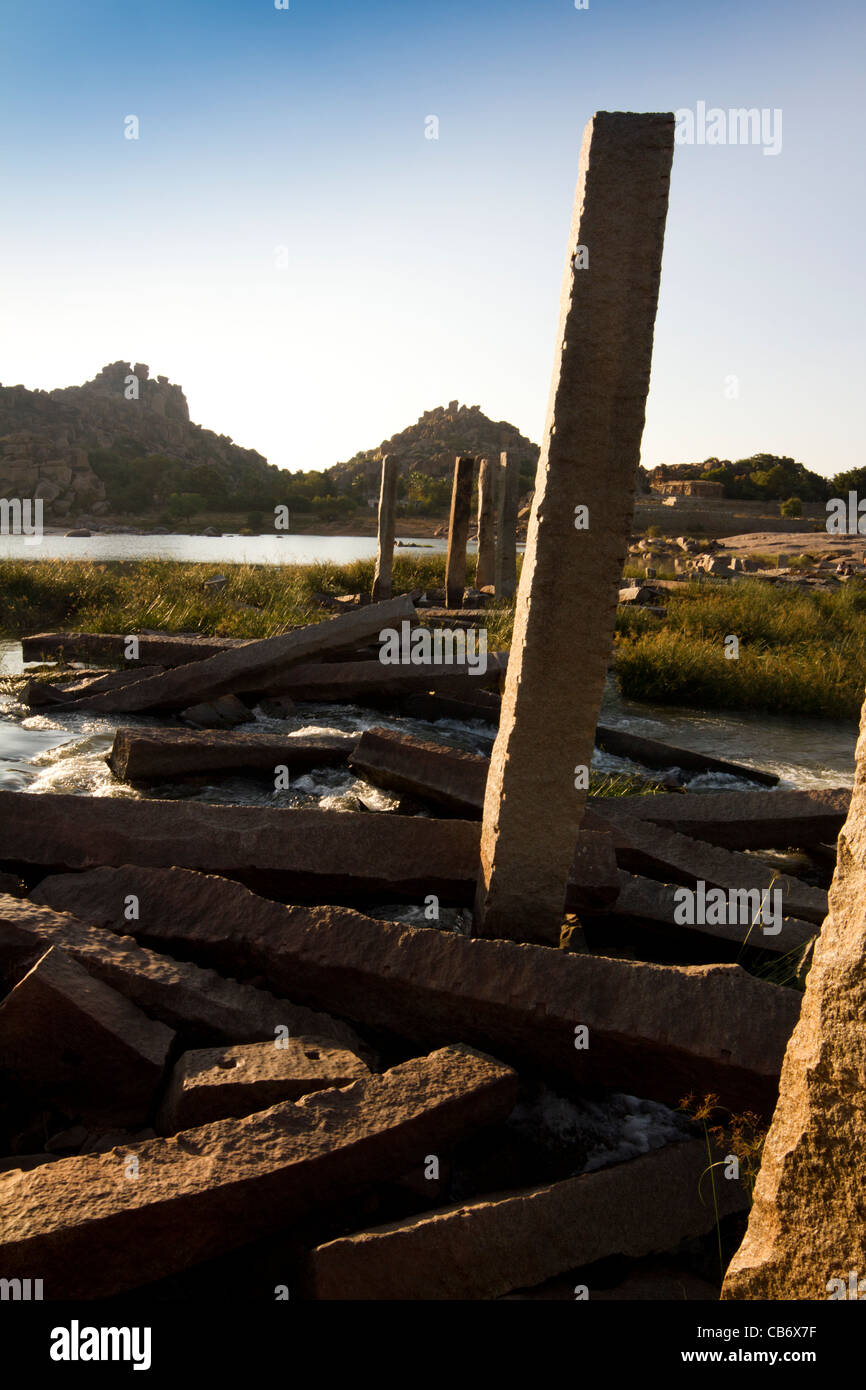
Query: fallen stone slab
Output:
[[55, 595, 418, 713], [399, 691, 500, 724], [0, 945, 174, 1124], [589, 788, 850, 850], [157, 1037, 370, 1133], [348, 728, 488, 817], [23, 668, 164, 708], [107, 728, 357, 783], [722, 703, 866, 1300], [34, 867, 801, 1113], [610, 818, 828, 925], [305, 1136, 748, 1300], [5, 792, 616, 913], [0, 1044, 517, 1299], [0, 896, 363, 1054], [613, 873, 816, 957], [594, 725, 778, 787], [21, 631, 246, 666], [256, 654, 507, 702]]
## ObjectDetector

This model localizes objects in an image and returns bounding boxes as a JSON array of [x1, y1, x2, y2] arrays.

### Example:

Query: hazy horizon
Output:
[[2, 0, 863, 479]]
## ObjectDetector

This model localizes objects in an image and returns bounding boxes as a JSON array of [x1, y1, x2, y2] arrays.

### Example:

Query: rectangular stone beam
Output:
[[494, 451, 519, 600], [56, 594, 417, 713], [107, 728, 356, 783], [32, 867, 801, 1114], [444, 456, 474, 608], [0, 945, 174, 1125], [20, 632, 245, 666], [589, 787, 850, 850], [371, 454, 400, 602], [256, 653, 507, 701], [305, 1137, 748, 1300], [476, 112, 675, 943], [475, 457, 496, 590], [0, 1045, 516, 1299], [0, 896, 363, 1054]]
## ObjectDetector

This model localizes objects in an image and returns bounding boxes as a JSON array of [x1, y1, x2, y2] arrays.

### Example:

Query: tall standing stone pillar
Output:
[[722, 707, 866, 1299], [494, 451, 519, 601], [444, 456, 474, 609], [475, 111, 675, 944], [475, 458, 496, 590], [371, 454, 399, 603]]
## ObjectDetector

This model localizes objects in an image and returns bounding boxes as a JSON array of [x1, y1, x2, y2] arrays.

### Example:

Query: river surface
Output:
[[0, 533, 483, 565], [0, 638, 855, 803]]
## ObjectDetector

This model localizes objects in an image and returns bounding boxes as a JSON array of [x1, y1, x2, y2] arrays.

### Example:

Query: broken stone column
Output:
[[494, 450, 519, 600], [371, 454, 399, 602], [475, 111, 675, 943], [444, 456, 474, 608], [722, 700, 866, 1300], [475, 457, 495, 590]]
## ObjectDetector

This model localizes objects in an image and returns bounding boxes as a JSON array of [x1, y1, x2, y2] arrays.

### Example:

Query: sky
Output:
[[1, 0, 863, 479]]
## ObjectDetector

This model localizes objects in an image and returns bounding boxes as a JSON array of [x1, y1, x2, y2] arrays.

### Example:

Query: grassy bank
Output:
[[2, 560, 864, 719], [616, 579, 866, 719]]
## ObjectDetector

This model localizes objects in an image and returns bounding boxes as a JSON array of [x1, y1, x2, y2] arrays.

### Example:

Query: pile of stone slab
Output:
[[0, 599, 847, 1299]]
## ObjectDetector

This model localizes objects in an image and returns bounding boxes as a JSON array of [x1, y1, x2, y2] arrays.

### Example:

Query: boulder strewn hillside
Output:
[[0, 362, 288, 520], [328, 401, 540, 513]]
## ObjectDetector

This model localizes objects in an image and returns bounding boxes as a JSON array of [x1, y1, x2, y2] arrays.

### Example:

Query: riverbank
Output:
[[2, 558, 865, 720]]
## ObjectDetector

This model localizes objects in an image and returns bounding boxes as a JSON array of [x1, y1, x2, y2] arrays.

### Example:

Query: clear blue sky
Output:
[[1, 0, 863, 478]]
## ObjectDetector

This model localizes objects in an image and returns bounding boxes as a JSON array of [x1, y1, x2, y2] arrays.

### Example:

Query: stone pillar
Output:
[[475, 111, 675, 944], [444, 456, 474, 609], [722, 716, 866, 1299], [475, 458, 496, 590], [371, 454, 399, 603], [494, 451, 519, 600]]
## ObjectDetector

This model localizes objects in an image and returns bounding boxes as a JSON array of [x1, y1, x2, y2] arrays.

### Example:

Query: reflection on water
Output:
[[0, 533, 457, 566]]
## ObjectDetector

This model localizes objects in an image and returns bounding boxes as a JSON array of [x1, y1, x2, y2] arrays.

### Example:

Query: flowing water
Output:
[[0, 638, 856, 804]]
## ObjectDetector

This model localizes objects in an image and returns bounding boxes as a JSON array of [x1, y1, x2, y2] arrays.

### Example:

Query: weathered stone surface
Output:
[[157, 1037, 370, 1133], [371, 454, 399, 602], [348, 727, 488, 816], [475, 457, 496, 590], [613, 873, 817, 957], [306, 1137, 748, 1300], [476, 113, 676, 943], [107, 728, 356, 783], [256, 653, 507, 701], [0, 1045, 517, 1299], [0, 896, 362, 1053], [494, 450, 520, 600], [21, 631, 244, 666], [722, 710, 866, 1300], [591, 787, 850, 850], [7, 791, 611, 912], [180, 694, 250, 729], [594, 725, 778, 787], [610, 819, 828, 925], [444, 456, 474, 608], [34, 867, 800, 1113], [24, 668, 163, 708], [57, 595, 417, 713], [399, 691, 500, 724], [0, 945, 174, 1123]]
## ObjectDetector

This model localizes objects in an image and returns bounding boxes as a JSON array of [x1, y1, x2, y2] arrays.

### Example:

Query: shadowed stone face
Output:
[[722, 703, 866, 1300], [476, 111, 676, 944]]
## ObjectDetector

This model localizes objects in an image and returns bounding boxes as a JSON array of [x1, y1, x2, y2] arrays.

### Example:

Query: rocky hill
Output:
[[0, 362, 288, 521], [329, 401, 540, 501]]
